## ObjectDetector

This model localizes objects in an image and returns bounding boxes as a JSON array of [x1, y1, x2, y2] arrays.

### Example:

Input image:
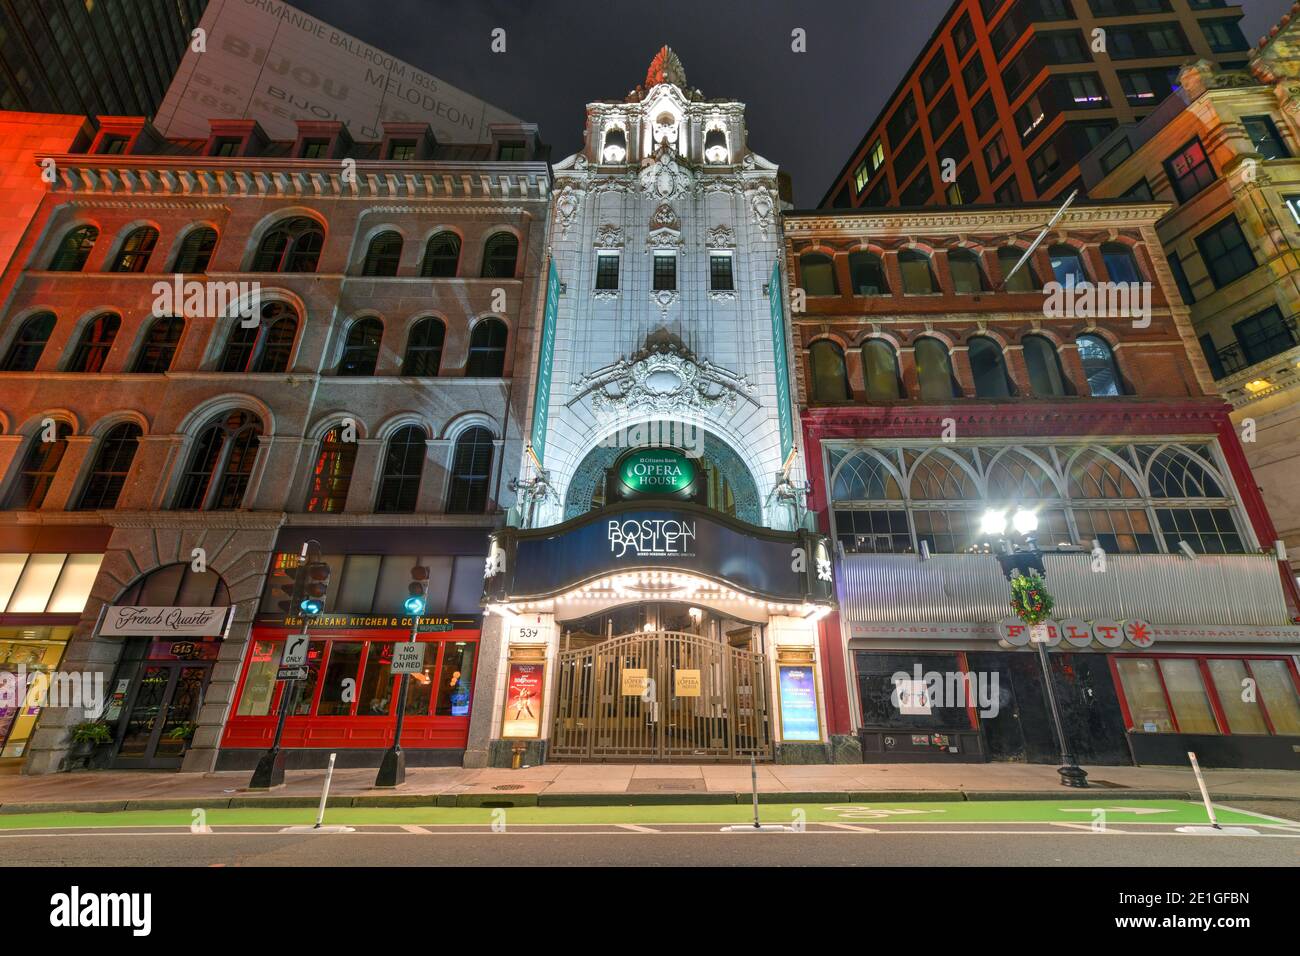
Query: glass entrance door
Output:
[[113, 663, 210, 769]]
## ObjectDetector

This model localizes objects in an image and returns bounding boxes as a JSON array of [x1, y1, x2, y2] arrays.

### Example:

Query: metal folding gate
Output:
[[550, 631, 772, 762]]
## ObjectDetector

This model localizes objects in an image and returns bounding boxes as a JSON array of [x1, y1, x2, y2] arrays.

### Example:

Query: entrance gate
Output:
[[550, 631, 772, 762]]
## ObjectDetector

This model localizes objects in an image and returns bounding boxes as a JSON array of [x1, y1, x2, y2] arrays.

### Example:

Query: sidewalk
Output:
[[1, 761, 1297, 813]]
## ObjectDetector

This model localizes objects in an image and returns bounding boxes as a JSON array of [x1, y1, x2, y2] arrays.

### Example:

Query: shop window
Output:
[[402, 317, 446, 376], [357, 643, 395, 715], [5, 424, 70, 510], [862, 340, 902, 401], [130, 316, 184, 373], [173, 411, 262, 511], [447, 427, 495, 514], [1158, 659, 1219, 733], [899, 250, 937, 294], [218, 302, 297, 373], [481, 232, 518, 278], [421, 232, 460, 277], [109, 227, 159, 273], [1251, 660, 1300, 734], [809, 341, 850, 402], [362, 231, 403, 276], [77, 423, 141, 510], [799, 253, 838, 296], [316, 642, 364, 716], [1116, 658, 1175, 732], [2, 313, 55, 371], [1206, 660, 1268, 734], [236, 641, 281, 716], [466, 319, 507, 377], [376, 425, 427, 514], [49, 225, 98, 271], [339, 318, 383, 376], [172, 227, 218, 273], [914, 337, 959, 399], [969, 337, 1012, 398], [855, 652, 974, 730], [67, 313, 119, 373], [436, 642, 476, 716], [1022, 335, 1066, 397], [305, 425, 357, 514], [291, 642, 327, 714], [849, 251, 889, 295]]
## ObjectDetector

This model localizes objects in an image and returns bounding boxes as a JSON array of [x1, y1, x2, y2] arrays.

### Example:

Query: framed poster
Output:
[[778, 664, 820, 741], [501, 661, 545, 739]]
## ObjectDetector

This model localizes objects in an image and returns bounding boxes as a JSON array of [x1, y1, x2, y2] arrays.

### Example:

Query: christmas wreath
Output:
[[1009, 570, 1055, 625]]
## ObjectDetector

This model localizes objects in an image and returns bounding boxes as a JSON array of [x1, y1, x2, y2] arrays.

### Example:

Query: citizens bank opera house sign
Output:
[[100, 606, 233, 638], [483, 502, 834, 607]]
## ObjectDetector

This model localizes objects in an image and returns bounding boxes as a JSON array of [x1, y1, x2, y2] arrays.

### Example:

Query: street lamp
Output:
[[983, 507, 1089, 789]]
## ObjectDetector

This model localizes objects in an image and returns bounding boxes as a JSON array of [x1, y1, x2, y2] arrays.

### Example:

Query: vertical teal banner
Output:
[[769, 258, 795, 469], [529, 259, 561, 467]]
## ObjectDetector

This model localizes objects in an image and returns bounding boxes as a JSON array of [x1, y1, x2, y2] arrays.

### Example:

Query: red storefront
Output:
[[220, 618, 480, 764]]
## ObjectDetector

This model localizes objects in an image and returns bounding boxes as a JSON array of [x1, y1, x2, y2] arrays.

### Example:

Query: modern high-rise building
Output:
[[0, 0, 208, 116], [820, 0, 1251, 211]]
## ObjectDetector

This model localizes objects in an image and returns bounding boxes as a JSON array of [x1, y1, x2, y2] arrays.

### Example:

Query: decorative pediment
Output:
[[705, 225, 734, 248], [593, 224, 625, 248], [646, 202, 682, 248], [640, 145, 691, 201], [574, 339, 754, 416]]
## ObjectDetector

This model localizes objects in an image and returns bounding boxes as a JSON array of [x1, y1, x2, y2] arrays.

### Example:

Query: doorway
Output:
[[549, 603, 772, 762], [112, 662, 211, 769]]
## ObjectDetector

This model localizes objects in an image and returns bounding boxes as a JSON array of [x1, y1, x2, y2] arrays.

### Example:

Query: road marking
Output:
[[1059, 807, 1173, 816], [1051, 822, 1110, 832], [617, 824, 659, 833], [820, 822, 881, 833], [1212, 803, 1300, 827], [399, 825, 431, 834]]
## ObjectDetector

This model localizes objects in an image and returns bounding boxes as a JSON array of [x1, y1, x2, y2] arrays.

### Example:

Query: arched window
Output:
[[219, 302, 298, 373], [305, 425, 357, 514], [251, 217, 324, 273], [968, 336, 1013, 398], [1076, 333, 1122, 396], [362, 230, 403, 276], [131, 316, 184, 373], [799, 253, 838, 296], [481, 232, 518, 278], [1022, 335, 1067, 396], [862, 340, 902, 401], [1049, 244, 1088, 285], [1148, 447, 1225, 499], [339, 318, 383, 376], [997, 247, 1039, 292], [447, 427, 495, 514], [602, 126, 628, 163], [1101, 242, 1141, 283], [899, 250, 937, 294], [67, 313, 119, 372], [914, 337, 959, 399], [49, 225, 98, 271], [77, 423, 141, 509], [375, 425, 426, 513], [173, 410, 262, 510], [402, 318, 445, 376], [703, 127, 728, 163], [809, 341, 850, 402], [109, 226, 159, 273], [4, 423, 70, 509], [2, 313, 55, 371], [849, 251, 889, 295], [948, 249, 988, 294], [466, 319, 507, 377], [420, 232, 460, 277], [172, 226, 218, 273]]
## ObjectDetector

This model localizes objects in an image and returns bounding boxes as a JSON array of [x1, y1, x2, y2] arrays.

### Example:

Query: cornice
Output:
[[782, 204, 1170, 236]]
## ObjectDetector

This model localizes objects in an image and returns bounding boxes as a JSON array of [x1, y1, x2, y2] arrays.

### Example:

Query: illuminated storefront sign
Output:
[[101, 606, 231, 637], [501, 661, 545, 738], [778, 665, 820, 741], [615, 448, 698, 498]]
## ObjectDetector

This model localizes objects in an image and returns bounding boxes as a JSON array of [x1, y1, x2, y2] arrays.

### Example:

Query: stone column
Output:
[[950, 344, 977, 397], [463, 612, 506, 768], [417, 438, 453, 512], [0, 435, 28, 503], [343, 439, 384, 513], [1004, 343, 1032, 397], [41, 435, 95, 511], [898, 346, 919, 399], [1059, 342, 1090, 396]]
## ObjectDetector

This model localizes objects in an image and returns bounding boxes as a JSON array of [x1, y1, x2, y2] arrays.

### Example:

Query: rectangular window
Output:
[[940, 128, 969, 167], [709, 252, 734, 291], [435, 641, 476, 716], [1116, 658, 1175, 732], [994, 176, 1022, 203], [1069, 119, 1117, 155], [899, 167, 933, 205], [1062, 72, 1107, 109], [887, 94, 918, 149], [894, 132, 926, 181], [316, 642, 363, 716], [863, 177, 891, 208], [1195, 215, 1254, 288], [300, 139, 330, 158], [1158, 659, 1219, 733], [98, 135, 128, 154], [1014, 92, 1048, 143], [1201, 18, 1248, 54], [212, 137, 242, 157], [1232, 306, 1297, 366], [991, 15, 1026, 61], [1028, 139, 1063, 190], [973, 92, 999, 137], [1121, 177, 1153, 200], [920, 52, 950, 102], [497, 141, 526, 160], [653, 251, 676, 291], [1206, 659, 1269, 734], [595, 252, 620, 290], [834, 510, 910, 555], [1101, 140, 1132, 175], [1243, 115, 1289, 160], [1199, 333, 1226, 379], [962, 54, 987, 97], [1001, 47, 1040, 99], [236, 641, 281, 716], [984, 132, 1011, 177], [1285, 195, 1300, 226], [929, 90, 959, 138], [1154, 507, 1244, 554], [952, 12, 976, 57], [1167, 250, 1195, 304], [387, 140, 417, 160], [1038, 29, 1091, 64], [1119, 67, 1174, 106], [357, 643, 395, 716], [1164, 137, 1216, 203], [1251, 660, 1300, 734], [853, 159, 871, 195]]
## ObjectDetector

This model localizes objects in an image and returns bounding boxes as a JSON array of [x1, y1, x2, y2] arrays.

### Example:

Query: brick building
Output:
[[784, 199, 1300, 768], [0, 113, 551, 772], [821, 0, 1251, 212]]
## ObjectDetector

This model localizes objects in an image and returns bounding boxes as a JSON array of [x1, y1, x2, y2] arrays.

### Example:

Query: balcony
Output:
[[1214, 314, 1299, 378], [837, 552, 1290, 627]]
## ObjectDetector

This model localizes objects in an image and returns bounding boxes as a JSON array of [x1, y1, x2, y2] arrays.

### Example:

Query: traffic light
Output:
[[405, 564, 429, 616], [275, 555, 307, 616], [300, 561, 331, 617]]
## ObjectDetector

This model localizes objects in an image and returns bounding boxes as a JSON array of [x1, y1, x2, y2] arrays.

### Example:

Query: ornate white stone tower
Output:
[[517, 47, 799, 531]]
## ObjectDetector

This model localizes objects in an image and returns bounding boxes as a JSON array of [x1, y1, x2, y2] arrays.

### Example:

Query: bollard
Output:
[[314, 752, 337, 829]]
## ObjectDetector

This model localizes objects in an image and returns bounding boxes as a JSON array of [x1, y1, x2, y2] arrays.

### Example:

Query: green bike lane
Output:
[[0, 799, 1291, 831]]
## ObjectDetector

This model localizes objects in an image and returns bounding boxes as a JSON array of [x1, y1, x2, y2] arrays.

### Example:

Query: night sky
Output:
[[297, 0, 1296, 207]]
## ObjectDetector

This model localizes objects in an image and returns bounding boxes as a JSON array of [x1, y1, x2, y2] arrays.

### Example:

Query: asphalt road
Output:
[[2, 824, 1297, 866]]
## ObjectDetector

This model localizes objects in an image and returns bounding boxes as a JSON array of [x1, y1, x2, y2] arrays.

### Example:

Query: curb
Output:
[[1, 788, 1294, 815]]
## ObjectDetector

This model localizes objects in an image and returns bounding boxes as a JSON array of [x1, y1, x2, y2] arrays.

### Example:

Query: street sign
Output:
[[391, 642, 426, 674], [277, 665, 308, 681], [282, 634, 310, 667]]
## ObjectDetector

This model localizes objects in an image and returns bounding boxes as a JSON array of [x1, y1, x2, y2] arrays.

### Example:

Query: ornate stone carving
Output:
[[646, 46, 688, 90], [646, 203, 682, 248], [651, 288, 680, 314], [705, 225, 735, 248], [554, 184, 582, 233], [593, 224, 624, 248], [749, 187, 775, 234], [640, 145, 690, 201], [575, 341, 753, 415]]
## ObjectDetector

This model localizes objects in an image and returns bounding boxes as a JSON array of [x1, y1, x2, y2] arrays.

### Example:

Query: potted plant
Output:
[[167, 722, 197, 744], [67, 721, 112, 770]]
